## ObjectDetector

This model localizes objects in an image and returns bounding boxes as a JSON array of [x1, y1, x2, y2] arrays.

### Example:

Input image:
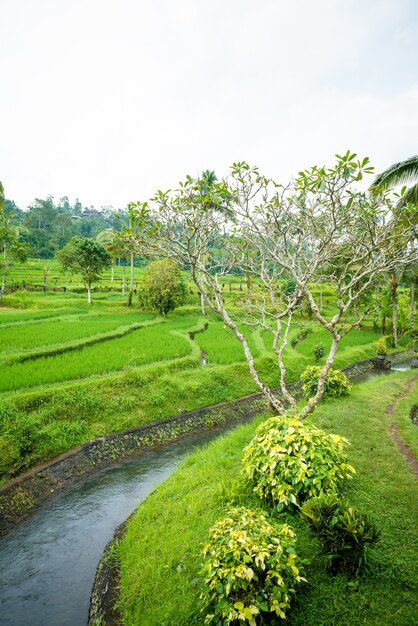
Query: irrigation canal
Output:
[[0, 360, 414, 626]]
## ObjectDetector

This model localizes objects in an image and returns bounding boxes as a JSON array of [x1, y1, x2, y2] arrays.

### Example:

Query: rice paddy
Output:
[[0, 280, 413, 481], [0, 312, 154, 354], [0, 319, 195, 392]]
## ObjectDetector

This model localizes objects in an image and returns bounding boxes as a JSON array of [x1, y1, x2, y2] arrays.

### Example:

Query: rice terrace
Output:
[[0, 146, 417, 626]]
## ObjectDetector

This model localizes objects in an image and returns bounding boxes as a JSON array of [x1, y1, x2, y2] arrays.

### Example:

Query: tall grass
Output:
[[0, 309, 71, 324], [294, 327, 381, 359]]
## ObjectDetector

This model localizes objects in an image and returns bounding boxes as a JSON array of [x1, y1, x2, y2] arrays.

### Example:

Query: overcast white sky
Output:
[[1, 0, 417, 210]]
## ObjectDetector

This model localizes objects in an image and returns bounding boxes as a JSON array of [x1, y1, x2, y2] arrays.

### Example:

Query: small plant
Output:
[[301, 366, 352, 399], [374, 338, 388, 355], [297, 326, 313, 342], [301, 493, 381, 576], [313, 342, 325, 361], [242, 416, 355, 509], [199, 507, 305, 624]]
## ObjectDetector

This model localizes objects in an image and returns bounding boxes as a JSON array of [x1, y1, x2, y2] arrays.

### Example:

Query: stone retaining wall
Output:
[[0, 348, 413, 535], [0, 393, 269, 535]]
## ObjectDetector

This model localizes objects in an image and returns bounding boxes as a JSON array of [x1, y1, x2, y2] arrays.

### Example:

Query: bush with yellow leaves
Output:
[[198, 507, 305, 625], [242, 416, 355, 510]]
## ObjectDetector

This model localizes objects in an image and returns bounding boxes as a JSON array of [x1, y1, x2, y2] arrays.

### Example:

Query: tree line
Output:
[[2, 194, 129, 259]]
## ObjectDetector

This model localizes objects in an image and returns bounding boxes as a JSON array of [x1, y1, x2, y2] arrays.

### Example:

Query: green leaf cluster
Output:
[[374, 338, 388, 355], [301, 493, 381, 576], [242, 416, 355, 509], [199, 507, 305, 625], [312, 343, 325, 361], [301, 366, 352, 398]]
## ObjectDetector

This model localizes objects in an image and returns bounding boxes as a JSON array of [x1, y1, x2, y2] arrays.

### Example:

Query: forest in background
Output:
[[3, 194, 129, 258]]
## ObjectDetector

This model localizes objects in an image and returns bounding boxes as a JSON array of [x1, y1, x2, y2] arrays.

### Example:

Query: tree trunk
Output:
[[353, 301, 361, 329], [381, 312, 386, 335], [391, 272, 398, 348], [211, 286, 284, 414], [122, 261, 126, 294], [300, 335, 341, 419], [199, 254, 206, 315], [246, 273, 252, 296], [272, 318, 297, 410], [127, 251, 134, 306], [87, 283, 92, 305]]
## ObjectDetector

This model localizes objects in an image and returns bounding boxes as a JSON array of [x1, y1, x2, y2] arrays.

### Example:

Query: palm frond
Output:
[[397, 182, 418, 207], [370, 155, 418, 191]]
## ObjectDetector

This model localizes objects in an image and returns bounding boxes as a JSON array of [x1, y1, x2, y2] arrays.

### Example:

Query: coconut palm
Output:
[[370, 155, 418, 205], [96, 228, 118, 283], [370, 156, 418, 346]]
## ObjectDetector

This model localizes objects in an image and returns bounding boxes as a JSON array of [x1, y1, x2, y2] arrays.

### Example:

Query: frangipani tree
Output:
[[130, 153, 418, 418]]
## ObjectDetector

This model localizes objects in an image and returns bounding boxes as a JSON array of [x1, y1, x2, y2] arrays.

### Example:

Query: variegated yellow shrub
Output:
[[242, 416, 355, 510], [199, 507, 305, 625]]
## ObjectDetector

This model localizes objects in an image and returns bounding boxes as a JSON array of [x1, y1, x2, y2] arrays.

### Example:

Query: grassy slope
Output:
[[0, 331, 382, 481], [117, 371, 418, 626]]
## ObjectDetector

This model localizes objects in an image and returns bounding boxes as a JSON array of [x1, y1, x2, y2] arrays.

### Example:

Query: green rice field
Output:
[[0, 278, 414, 481]]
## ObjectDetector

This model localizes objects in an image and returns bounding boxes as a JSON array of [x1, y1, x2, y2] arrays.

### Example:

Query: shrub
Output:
[[138, 259, 188, 315], [297, 325, 313, 342], [242, 416, 355, 509], [313, 342, 325, 361], [301, 366, 352, 398], [301, 493, 381, 576], [199, 507, 305, 625], [374, 338, 388, 355]]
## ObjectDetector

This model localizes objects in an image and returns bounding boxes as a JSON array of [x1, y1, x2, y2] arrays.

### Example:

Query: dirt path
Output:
[[386, 379, 418, 476]]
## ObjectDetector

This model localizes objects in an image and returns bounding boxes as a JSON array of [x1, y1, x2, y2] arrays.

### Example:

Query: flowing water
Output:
[[350, 357, 415, 385], [0, 361, 414, 626], [0, 423, 247, 626]]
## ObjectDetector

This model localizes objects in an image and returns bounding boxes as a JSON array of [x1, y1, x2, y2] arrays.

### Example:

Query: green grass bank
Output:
[[116, 371, 418, 626]]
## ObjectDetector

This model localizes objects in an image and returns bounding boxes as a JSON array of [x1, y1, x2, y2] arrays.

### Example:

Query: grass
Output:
[[194, 320, 263, 364], [392, 376, 418, 458], [116, 370, 418, 626], [294, 327, 381, 359], [0, 312, 154, 354], [0, 319, 196, 393]]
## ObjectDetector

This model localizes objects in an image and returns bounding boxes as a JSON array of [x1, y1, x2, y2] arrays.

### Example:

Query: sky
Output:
[[1, 0, 417, 211]]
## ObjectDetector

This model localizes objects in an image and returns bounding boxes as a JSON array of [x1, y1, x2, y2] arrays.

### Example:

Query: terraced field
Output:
[[0, 289, 406, 482]]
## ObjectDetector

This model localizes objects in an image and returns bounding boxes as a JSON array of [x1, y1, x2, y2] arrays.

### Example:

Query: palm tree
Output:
[[370, 155, 418, 205], [197, 170, 234, 314], [370, 156, 418, 346], [96, 229, 118, 283], [96, 227, 132, 298]]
